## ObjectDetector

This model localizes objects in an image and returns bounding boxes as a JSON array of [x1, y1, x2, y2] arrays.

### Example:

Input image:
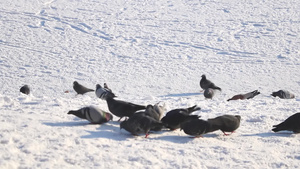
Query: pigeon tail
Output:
[[67, 110, 76, 115], [187, 105, 201, 114], [212, 86, 222, 91], [272, 125, 283, 132]]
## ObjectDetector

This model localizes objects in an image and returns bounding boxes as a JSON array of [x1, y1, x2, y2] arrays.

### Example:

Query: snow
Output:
[[0, 0, 300, 168]]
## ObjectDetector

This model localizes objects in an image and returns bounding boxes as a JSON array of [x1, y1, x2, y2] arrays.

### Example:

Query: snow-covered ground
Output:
[[1, 0, 300, 168]]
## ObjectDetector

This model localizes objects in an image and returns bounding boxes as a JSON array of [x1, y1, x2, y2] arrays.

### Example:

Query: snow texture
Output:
[[0, 0, 300, 168]]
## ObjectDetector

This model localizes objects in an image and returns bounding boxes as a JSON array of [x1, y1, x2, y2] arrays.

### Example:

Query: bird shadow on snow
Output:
[[156, 133, 219, 143], [43, 121, 90, 127], [161, 92, 202, 98], [242, 132, 294, 138], [81, 121, 129, 141]]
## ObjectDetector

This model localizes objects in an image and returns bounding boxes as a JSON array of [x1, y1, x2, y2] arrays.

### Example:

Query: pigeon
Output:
[[204, 88, 215, 99], [143, 103, 166, 121], [227, 90, 260, 101], [272, 112, 300, 133], [68, 106, 113, 124], [73, 81, 94, 95], [180, 118, 211, 138], [120, 113, 164, 138], [100, 91, 146, 121], [142, 105, 161, 121], [271, 90, 295, 99], [200, 74, 222, 91], [161, 105, 201, 130], [207, 115, 241, 135], [20, 85, 30, 95], [95, 84, 116, 100], [153, 102, 167, 121]]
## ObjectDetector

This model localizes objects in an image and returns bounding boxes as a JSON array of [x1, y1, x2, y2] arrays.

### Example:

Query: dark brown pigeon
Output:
[[200, 75, 221, 91], [100, 91, 146, 121], [68, 106, 113, 124], [120, 113, 164, 138], [180, 118, 211, 138], [73, 81, 94, 95], [161, 105, 201, 130], [207, 115, 241, 135], [272, 113, 300, 133]]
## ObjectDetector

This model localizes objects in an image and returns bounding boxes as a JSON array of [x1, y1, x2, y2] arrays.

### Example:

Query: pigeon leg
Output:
[[145, 133, 149, 138]]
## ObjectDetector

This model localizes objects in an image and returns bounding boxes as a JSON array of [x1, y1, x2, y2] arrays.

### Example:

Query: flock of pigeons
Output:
[[19, 74, 299, 138]]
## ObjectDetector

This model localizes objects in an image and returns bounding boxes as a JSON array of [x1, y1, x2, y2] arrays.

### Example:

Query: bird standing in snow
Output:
[[207, 115, 241, 135], [272, 112, 300, 133], [180, 118, 211, 138], [120, 112, 164, 138], [97, 88, 146, 121], [68, 106, 113, 124], [73, 81, 94, 95], [161, 105, 201, 130], [200, 74, 222, 91]]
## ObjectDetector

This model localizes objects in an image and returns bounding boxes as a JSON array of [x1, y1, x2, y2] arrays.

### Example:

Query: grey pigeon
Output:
[[200, 74, 221, 91], [142, 103, 166, 121], [153, 102, 166, 121], [161, 105, 201, 130], [227, 90, 260, 101], [95, 84, 116, 100], [272, 112, 300, 133], [20, 85, 30, 95], [98, 88, 146, 121], [204, 88, 215, 99], [180, 118, 211, 138], [120, 113, 164, 138], [68, 106, 113, 124], [207, 115, 241, 135], [143, 105, 162, 121], [73, 81, 94, 95], [271, 90, 295, 99]]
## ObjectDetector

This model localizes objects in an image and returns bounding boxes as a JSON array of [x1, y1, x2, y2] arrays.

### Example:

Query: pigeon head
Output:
[[73, 81, 79, 85], [271, 92, 276, 97], [96, 84, 102, 90], [96, 84, 116, 100], [235, 115, 241, 122], [201, 74, 206, 79]]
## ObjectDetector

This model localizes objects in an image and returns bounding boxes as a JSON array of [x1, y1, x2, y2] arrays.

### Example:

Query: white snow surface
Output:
[[1, 0, 300, 168]]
